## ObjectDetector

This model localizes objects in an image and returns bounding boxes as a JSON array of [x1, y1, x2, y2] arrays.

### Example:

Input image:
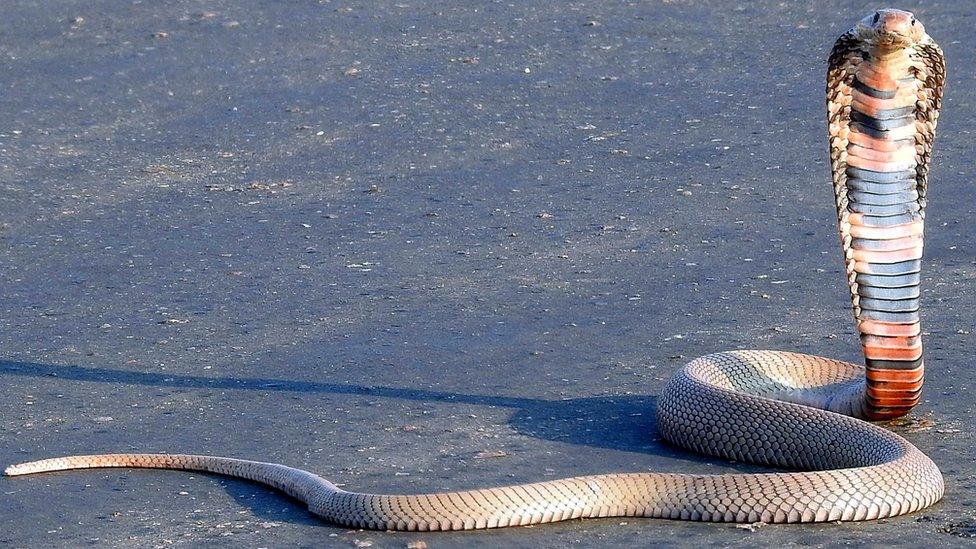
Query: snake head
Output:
[[856, 9, 926, 49]]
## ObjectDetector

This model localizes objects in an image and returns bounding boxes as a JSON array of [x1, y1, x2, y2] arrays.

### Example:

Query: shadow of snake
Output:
[[2, 359, 766, 520]]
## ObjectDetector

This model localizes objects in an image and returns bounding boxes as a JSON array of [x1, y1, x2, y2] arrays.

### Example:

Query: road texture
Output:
[[1, 1, 974, 547]]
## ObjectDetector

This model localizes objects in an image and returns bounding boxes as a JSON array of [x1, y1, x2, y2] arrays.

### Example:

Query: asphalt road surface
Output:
[[2, 1, 974, 547]]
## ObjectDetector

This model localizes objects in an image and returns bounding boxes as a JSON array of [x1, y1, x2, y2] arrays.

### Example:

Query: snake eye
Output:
[[872, 12, 881, 24], [911, 16, 917, 26]]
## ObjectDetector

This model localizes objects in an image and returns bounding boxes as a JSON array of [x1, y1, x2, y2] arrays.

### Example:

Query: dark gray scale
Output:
[[860, 259, 921, 275], [853, 76, 897, 99], [856, 272, 921, 288], [859, 296, 919, 313], [860, 105, 915, 120], [848, 189, 919, 206], [850, 111, 915, 131], [863, 358, 924, 371], [849, 201, 920, 216], [857, 284, 920, 299], [849, 121, 889, 139], [847, 167, 917, 182], [847, 178, 916, 195], [851, 237, 920, 251], [859, 309, 920, 323], [856, 211, 923, 227]]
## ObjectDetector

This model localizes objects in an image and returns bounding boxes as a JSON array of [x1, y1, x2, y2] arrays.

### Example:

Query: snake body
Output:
[[5, 10, 948, 531]]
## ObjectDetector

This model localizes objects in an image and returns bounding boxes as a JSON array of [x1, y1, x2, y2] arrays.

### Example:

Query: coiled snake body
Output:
[[5, 10, 948, 531]]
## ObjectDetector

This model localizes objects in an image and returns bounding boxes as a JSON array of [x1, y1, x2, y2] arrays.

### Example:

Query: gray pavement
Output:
[[2, 1, 975, 547]]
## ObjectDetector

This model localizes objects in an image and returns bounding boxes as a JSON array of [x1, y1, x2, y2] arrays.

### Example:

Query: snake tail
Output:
[[4, 454, 340, 504]]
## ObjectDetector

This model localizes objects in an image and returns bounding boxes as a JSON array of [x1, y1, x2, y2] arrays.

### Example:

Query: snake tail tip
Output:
[[5, 464, 32, 476]]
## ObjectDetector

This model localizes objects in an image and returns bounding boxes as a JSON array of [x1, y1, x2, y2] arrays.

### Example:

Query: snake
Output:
[[5, 9, 948, 531]]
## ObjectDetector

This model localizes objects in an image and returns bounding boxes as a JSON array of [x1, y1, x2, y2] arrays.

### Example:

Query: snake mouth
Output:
[[873, 32, 912, 49]]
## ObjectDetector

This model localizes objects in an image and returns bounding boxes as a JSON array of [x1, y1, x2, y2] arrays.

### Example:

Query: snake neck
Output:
[[844, 45, 925, 420]]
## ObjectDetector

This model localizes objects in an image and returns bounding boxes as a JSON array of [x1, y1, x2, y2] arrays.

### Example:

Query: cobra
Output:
[[5, 9, 948, 530]]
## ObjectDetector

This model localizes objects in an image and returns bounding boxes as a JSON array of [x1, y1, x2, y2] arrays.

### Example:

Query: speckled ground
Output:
[[1, 1, 974, 547]]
